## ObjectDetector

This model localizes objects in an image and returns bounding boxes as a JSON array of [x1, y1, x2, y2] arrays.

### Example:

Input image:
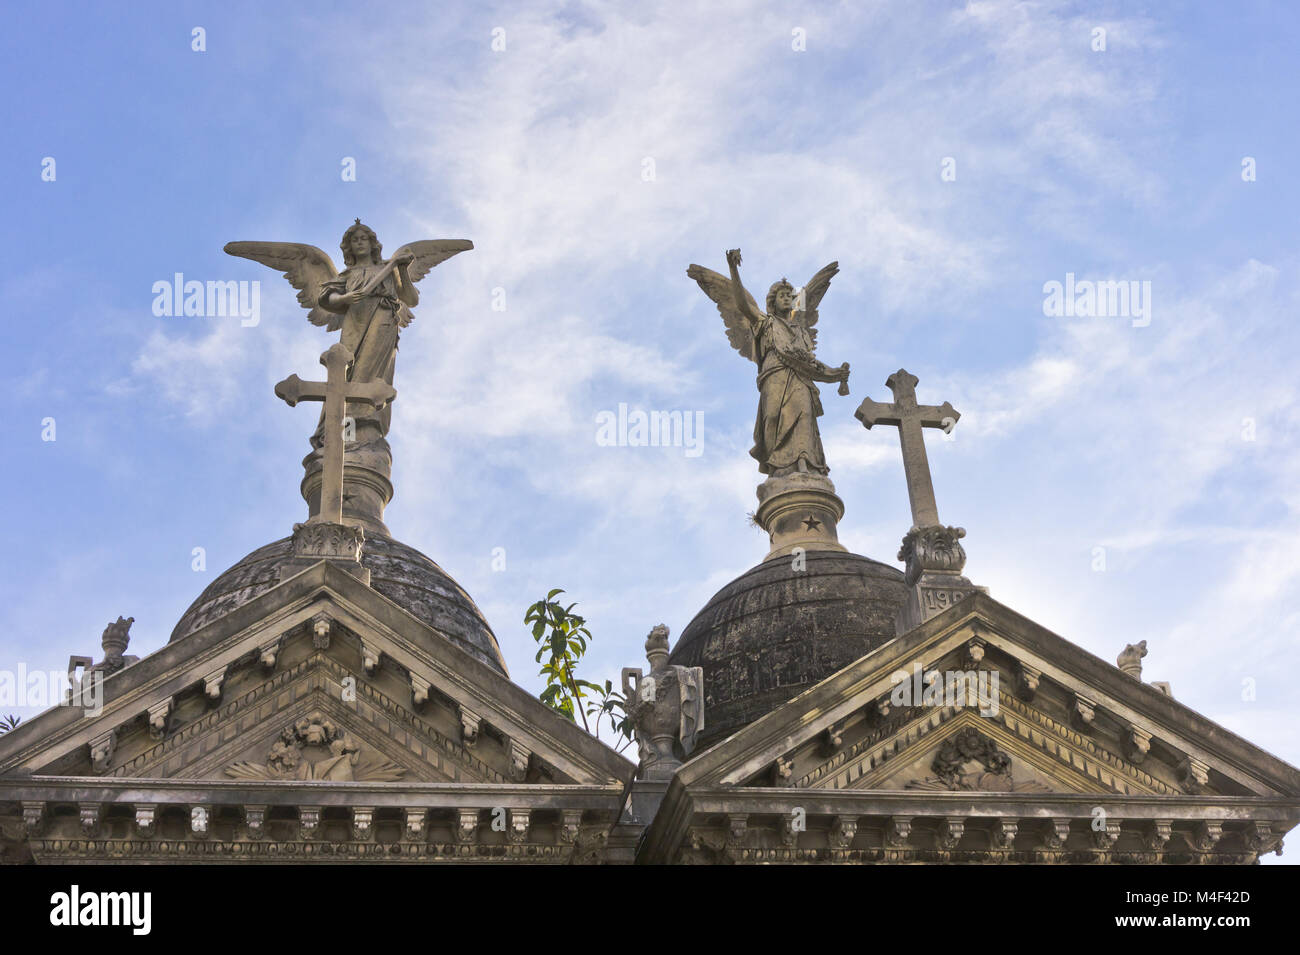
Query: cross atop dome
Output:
[[855, 368, 984, 633]]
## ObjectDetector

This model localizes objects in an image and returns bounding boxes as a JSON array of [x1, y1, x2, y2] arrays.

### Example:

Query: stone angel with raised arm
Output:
[[224, 219, 472, 437], [687, 249, 849, 477]]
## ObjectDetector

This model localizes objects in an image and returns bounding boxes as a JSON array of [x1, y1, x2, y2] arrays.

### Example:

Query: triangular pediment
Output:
[[672, 593, 1300, 800], [0, 560, 634, 789]]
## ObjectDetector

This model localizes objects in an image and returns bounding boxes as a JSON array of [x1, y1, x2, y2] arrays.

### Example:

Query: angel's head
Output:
[[340, 219, 383, 267], [767, 279, 796, 318]]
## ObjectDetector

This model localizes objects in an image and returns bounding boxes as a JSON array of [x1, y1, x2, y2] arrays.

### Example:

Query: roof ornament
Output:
[[622, 625, 705, 780], [687, 248, 851, 559], [856, 369, 984, 633]]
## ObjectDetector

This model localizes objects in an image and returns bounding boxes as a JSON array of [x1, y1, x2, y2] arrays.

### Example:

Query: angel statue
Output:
[[225, 220, 472, 440], [688, 249, 850, 477]]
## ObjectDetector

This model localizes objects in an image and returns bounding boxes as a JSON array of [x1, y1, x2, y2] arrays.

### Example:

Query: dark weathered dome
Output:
[[171, 534, 506, 674], [669, 550, 907, 749]]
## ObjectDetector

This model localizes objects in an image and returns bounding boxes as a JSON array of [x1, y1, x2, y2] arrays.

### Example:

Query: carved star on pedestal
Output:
[[802, 515, 822, 531]]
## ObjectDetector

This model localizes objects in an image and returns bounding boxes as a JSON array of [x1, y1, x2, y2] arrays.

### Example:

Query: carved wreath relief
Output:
[[904, 727, 1051, 793], [225, 711, 404, 781]]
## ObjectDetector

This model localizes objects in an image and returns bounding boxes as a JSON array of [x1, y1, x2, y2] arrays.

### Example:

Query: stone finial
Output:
[[79, 616, 139, 678], [1117, 640, 1147, 679], [101, 616, 133, 659], [623, 625, 705, 781], [645, 624, 670, 667]]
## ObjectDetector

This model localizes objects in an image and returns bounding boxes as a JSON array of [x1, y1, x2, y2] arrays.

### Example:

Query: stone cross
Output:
[[854, 369, 959, 527], [275, 343, 396, 526]]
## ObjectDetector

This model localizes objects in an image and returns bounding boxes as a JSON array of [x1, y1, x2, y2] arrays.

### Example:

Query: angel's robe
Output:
[[316, 262, 406, 437], [751, 311, 828, 476]]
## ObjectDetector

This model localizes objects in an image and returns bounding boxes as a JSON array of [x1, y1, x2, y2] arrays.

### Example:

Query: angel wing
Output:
[[223, 761, 280, 780], [388, 239, 473, 327], [350, 751, 407, 782], [224, 241, 340, 329], [686, 264, 761, 361], [797, 261, 839, 350], [678, 665, 705, 755]]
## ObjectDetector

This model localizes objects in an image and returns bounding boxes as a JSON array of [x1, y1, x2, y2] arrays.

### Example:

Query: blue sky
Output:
[[4, 1, 1299, 851]]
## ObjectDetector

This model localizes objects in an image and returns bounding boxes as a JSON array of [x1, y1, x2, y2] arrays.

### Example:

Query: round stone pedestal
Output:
[[754, 472, 848, 559]]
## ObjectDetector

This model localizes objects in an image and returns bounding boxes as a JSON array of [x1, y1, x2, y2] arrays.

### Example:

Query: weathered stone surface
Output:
[[170, 534, 506, 673], [668, 550, 907, 748]]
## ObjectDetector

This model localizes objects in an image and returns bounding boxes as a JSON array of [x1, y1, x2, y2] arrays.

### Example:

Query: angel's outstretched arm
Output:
[[725, 249, 764, 326], [392, 252, 418, 307]]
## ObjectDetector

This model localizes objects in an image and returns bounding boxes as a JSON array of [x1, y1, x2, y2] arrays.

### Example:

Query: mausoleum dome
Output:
[[171, 533, 507, 674], [669, 549, 907, 749]]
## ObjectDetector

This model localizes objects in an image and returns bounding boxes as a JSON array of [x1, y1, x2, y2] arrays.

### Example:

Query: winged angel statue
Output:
[[687, 249, 849, 477], [225, 219, 472, 437]]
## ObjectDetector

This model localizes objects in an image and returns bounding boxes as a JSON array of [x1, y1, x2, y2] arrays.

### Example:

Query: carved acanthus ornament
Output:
[[293, 521, 365, 562], [884, 816, 912, 848], [147, 698, 172, 740], [1042, 818, 1071, 850], [245, 806, 266, 839], [509, 741, 531, 781], [89, 730, 116, 773], [1016, 663, 1041, 701], [938, 816, 965, 850], [410, 675, 430, 708], [456, 809, 479, 844], [898, 525, 968, 587], [311, 613, 333, 650], [828, 815, 858, 849], [203, 667, 226, 703], [1192, 820, 1223, 853], [1092, 818, 1121, 850], [1179, 757, 1210, 794], [21, 802, 44, 838], [404, 810, 425, 841], [352, 808, 374, 841], [1145, 819, 1173, 851], [80, 804, 102, 837], [1070, 694, 1096, 730], [299, 807, 321, 840], [508, 810, 531, 844], [134, 805, 156, 838], [727, 814, 749, 850], [1245, 822, 1283, 856], [560, 810, 583, 845], [992, 818, 1018, 849], [1125, 727, 1152, 764], [259, 636, 282, 670], [459, 707, 481, 747]]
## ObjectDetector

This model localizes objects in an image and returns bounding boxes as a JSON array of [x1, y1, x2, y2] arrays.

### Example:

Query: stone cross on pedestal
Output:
[[854, 369, 958, 528], [855, 369, 983, 633], [274, 343, 396, 582]]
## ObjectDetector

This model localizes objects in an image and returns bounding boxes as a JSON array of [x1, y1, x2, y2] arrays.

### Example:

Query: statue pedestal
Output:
[[301, 426, 394, 537], [755, 472, 848, 560], [618, 779, 670, 825], [894, 525, 985, 634]]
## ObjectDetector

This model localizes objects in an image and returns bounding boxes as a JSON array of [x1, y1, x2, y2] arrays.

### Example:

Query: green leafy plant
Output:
[[0, 715, 20, 735], [525, 590, 633, 752]]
